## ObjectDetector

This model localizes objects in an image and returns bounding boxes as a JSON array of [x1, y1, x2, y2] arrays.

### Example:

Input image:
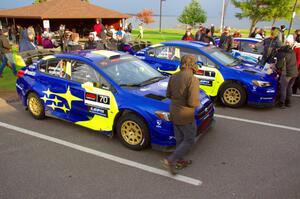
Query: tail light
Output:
[[17, 70, 25, 78], [196, 70, 204, 75]]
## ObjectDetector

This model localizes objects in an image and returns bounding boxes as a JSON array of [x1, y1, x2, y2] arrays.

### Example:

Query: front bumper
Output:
[[247, 85, 277, 106]]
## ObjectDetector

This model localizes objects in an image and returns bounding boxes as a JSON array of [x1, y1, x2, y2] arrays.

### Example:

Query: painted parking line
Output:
[[292, 94, 300, 98], [0, 121, 202, 186], [215, 114, 300, 132]]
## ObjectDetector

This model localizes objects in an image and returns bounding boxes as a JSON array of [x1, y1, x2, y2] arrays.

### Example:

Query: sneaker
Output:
[[161, 159, 177, 175], [278, 102, 286, 109], [176, 159, 192, 170], [285, 100, 291, 107]]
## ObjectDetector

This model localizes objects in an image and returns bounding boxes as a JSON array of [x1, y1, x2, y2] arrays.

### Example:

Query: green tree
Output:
[[268, 0, 300, 26], [178, 0, 207, 27], [231, 0, 274, 35]]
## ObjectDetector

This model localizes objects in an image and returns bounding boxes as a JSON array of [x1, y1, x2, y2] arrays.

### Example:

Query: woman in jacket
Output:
[[182, 29, 194, 41], [293, 30, 300, 94]]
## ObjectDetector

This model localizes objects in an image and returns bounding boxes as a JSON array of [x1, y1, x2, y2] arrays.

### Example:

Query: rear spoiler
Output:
[[18, 49, 61, 66]]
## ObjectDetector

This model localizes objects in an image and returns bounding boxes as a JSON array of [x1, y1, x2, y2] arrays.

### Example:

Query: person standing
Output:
[[202, 29, 216, 45], [94, 18, 103, 35], [276, 36, 298, 108], [0, 28, 17, 78], [293, 30, 300, 94], [19, 29, 38, 52], [182, 28, 194, 41], [163, 55, 200, 175], [195, 25, 205, 41], [219, 26, 233, 52], [261, 29, 282, 65]]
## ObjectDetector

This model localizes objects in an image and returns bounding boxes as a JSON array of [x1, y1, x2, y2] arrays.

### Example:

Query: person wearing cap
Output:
[[261, 29, 282, 65], [0, 28, 17, 77], [219, 26, 233, 52], [84, 33, 104, 50], [104, 31, 118, 51], [276, 35, 298, 108], [163, 55, 200, 175], [116, 30, 126, 51]]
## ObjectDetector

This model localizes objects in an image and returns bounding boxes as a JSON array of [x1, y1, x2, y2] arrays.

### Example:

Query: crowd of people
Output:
[[0, 18, 134, 77]]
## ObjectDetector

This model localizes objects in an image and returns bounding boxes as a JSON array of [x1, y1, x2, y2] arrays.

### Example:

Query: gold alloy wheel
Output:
[[29, 97, 42, 116], [121, 121, 143, 145], [223, 88, 241, 105]]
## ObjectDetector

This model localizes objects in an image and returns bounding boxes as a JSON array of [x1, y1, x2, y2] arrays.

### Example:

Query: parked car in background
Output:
[[135, 41, 278, 108]]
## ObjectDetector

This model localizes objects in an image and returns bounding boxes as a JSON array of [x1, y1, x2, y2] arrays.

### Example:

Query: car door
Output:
[[67, 59, 119, 133], [37, 57, 74, 120], [180, 47, 224, 97], [145, 45, 180, 73]]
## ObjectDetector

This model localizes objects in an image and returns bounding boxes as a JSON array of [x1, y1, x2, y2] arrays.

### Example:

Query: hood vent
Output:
[[243, 69, 257, 74], [144, 93, 167, 101]]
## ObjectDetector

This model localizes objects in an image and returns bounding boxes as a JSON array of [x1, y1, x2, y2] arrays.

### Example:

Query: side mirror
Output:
[[148, 51, 155, 57]]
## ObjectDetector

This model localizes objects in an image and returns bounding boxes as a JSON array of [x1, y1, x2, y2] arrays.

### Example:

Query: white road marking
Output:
[[215, 114, 300, 132], [0, 121, 202, 186], [292, 94, 300, 98]]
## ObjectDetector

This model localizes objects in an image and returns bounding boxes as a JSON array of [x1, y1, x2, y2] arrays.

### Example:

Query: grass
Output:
[[0, 65, 21, 91]]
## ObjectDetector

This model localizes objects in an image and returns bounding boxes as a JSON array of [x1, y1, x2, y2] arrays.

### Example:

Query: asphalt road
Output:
[[0, 97, 300, 199]]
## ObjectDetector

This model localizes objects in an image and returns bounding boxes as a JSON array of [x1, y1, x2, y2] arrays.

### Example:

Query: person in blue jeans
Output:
[[0, 28, 17, 77]]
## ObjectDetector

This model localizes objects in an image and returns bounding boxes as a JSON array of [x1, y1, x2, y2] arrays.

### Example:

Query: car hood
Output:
[[230, 62, 271, 78], [123, 78, 211, 107]]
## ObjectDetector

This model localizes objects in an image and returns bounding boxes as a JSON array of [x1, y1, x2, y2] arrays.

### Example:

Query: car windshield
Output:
[[98, 56, 165, 87], [204, 47, 240, 67]]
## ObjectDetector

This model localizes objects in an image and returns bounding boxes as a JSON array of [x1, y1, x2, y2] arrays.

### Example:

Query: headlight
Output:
[[155, 111, 171, 121], [252, 80, 271, 87]]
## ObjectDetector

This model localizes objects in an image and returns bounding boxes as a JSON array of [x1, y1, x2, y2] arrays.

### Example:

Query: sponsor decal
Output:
[[199, 80, 213, 86], [24, 69, 36, 76], [156, 120, 162, 128], [84, 92, 110, 109], [89, 107, 108, 117]]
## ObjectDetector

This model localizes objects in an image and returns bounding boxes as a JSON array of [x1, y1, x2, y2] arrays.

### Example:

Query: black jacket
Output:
[[219, 33, 233, 52], [262, 37, 282, 64], [276, 45, 298, 77], [84, 40, 104, 50]]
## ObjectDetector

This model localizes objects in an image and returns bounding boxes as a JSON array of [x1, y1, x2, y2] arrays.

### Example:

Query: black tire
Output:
[[219, 82, 247, 108], [27, 92, 45, 120], [116, 113, 150, 150]]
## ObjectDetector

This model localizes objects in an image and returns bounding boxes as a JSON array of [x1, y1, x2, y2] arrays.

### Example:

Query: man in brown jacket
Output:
[[163, 55, 200, 174], [0, 28, 17, 77]]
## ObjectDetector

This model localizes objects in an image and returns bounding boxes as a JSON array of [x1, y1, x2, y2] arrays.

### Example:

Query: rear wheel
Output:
[[116, 113, 150, 150], [27, 92, 45, 120], [220, 82, 247, 108]]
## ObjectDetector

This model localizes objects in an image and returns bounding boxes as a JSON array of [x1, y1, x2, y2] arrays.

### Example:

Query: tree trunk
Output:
[[249, 19, 258, 37], [271, 18, 277, 27]]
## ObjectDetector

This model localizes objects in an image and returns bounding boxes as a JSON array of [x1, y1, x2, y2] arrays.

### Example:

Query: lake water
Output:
[[128, 15, 300, 31]]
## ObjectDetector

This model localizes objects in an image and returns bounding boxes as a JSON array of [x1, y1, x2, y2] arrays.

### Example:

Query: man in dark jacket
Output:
[[219, 26, 233, 52], [195, 25, 205, 41], [84, 33, 104, 50], [19, 29, 38, 53], [0, 28, 17, 77], [163, 55, 200, 174], [261, 29, 282, 65], [276, 38, 298, 108], [104, 31, 117, 51]]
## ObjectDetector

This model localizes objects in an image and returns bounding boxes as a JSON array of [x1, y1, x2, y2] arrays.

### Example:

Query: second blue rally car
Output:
[[16, 50, 214, 151], [135, 41, 278, 108]]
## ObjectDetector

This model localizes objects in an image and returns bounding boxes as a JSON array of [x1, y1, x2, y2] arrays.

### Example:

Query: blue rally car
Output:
[[16, 50, 214, 151], [135, 41, 278, 108]]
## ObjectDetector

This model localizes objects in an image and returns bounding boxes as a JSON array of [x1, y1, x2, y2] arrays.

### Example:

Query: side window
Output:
[[240, 41, 261, 54], [180, 47, 217, 68], [154, 46, 181, 61], [71, 61, 111, 90], [39, 58, 71, 80]]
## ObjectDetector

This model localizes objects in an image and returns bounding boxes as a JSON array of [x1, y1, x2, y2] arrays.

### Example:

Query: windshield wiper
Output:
[[139, 76, 166, 86], [227, 59, 241, 67], [119, 83, 141, 87]]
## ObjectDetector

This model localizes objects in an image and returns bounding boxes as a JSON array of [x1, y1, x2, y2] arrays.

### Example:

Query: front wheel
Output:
[[27, 92, 45, 120], [219, 82, 247, 108], [116, 113, 150, 150]]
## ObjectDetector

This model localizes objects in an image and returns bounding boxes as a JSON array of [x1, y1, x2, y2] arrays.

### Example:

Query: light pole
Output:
[[288, 0, 298, 35], [159, 0, 166, 32], [220, 0, 225, 31]]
